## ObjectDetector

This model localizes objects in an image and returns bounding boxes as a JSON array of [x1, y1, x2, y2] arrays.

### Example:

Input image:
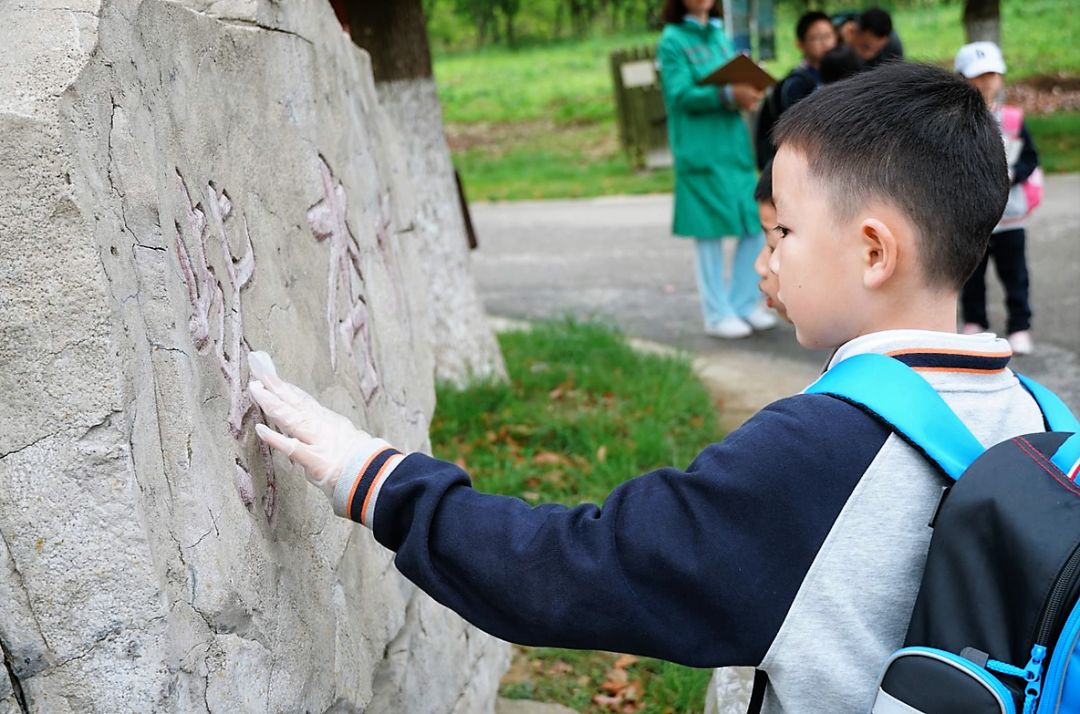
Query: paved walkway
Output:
[[470, 174, 1080, 422]]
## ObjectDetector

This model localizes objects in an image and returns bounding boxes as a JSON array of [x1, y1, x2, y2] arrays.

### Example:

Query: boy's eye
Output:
[[773, 225, 791, 238]]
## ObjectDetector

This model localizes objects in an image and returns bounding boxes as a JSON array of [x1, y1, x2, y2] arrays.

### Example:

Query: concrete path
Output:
[[470, 174, 1080, 423]]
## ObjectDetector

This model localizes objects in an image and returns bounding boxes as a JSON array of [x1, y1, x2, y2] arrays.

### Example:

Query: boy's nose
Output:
[[754, 247, 769, 277], [768, 247, 781, 275]]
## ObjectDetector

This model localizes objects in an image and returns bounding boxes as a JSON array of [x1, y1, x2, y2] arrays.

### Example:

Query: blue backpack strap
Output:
[[1015, 375, 1080, 476], [1015, 374, 1080, 433], [806, 353, 984, 480], [1051, 433, 1080, 479]]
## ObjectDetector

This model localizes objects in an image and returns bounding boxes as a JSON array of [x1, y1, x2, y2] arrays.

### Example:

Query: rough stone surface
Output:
[[0, 1, 508, 711], [376, 78, 507, 386], [703, 667, 755, 714], [495, 698, 579, 714]]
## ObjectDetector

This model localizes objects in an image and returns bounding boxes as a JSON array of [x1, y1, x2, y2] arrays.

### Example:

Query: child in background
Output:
[[955, 41, 1041, 355], [752, 161, 790, 322]]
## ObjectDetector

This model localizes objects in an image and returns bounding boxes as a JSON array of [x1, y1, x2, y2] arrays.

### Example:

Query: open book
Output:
[[698, 54, 777, 91]]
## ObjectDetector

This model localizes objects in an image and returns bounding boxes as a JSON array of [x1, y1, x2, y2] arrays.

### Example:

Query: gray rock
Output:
[[496, 697, 581, 714], [376, 78, 507, 386], [0, 0, 508, 711]]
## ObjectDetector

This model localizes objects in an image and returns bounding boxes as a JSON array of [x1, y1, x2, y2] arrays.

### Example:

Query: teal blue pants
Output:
[[693, 233, 765, 327]]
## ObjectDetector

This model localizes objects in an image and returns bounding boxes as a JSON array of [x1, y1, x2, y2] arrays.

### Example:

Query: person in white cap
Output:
[[954, 41, 1043, 356]]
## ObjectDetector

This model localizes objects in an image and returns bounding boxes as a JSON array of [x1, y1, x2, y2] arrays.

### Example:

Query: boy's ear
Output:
[[859, 218, 898, 290]]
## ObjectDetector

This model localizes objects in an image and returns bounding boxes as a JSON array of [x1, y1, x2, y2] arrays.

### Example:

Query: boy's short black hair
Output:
[[772, 63, 1009, 290], [796, 11, 831, 42], [858, 7, 892, 38], [819, 47, 863, 84], [754, 161, 774, 203]]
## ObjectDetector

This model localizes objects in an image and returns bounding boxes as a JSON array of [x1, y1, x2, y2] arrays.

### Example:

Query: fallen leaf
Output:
[[454, 457, 468, 471], [547, 660, 574, 675], [592, 693, 623, 710], [613, 654, 637, 670], [532, 451, 563, 465], [596, 445, 608, 462]]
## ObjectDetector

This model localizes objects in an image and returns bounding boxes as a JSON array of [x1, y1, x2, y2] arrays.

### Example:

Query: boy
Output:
[[755, 11, 836, 169], [955, 41, 1041, 355], [752, 162, 789, 322], [853, 7, 903, 68], [248, 64, 1042, 713]]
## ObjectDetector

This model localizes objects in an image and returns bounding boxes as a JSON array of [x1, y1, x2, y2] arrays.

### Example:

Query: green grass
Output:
[[1028, 111, 1080, 174], [434, 0, 1079, 201], [453, 123, 673, 201], [430, 319, 719, 712], [435, 30, 658, 125]]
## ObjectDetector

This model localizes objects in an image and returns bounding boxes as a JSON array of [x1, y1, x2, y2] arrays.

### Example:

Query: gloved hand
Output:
[[247, 351, 392, 514]]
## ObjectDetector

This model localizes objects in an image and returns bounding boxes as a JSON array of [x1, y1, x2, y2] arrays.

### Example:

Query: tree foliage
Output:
[[426, 0, 662, 49]]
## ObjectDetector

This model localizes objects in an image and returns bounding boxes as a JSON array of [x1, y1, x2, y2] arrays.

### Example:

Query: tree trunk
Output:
[[344, 0, 433, 82], [964, 0, 1001, 44]]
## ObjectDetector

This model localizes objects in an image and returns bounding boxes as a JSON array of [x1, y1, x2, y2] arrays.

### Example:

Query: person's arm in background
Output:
[[657, 35, 759, 113], [247, 352, 891, 669], [1013, 121, 1040, 185]]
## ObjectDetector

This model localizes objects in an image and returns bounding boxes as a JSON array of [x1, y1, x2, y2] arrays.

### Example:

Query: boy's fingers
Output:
[[256, 424, 323, 477], [248, 351, 287, 392], [249, 381, 297, 431], [256, 423, 301, 458]]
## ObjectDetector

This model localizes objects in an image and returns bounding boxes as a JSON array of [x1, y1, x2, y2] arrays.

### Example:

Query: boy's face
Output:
[[754, 201, 791, 323], [798, 20, 837, 65], [769, 147, 868, 349], [968, 72, 1004, 108], [853, 30, 888, 60]]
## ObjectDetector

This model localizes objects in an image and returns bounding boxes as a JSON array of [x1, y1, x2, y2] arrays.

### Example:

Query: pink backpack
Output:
[[1001, 105, 1043, 214]]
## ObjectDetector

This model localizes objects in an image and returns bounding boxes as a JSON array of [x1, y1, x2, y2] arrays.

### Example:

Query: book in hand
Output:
[[698, 53, 777, 91]]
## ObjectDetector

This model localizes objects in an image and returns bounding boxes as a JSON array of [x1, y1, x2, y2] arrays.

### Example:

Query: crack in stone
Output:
[[0, 430, 62, 460], [212, 17, 314, 46], [0, 636, 29, 714]]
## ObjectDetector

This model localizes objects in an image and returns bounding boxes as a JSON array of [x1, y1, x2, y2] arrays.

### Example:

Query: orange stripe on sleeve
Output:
[[346, 448, 389, 521]]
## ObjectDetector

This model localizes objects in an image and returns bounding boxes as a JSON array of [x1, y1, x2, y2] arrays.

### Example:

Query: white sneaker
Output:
[[743, 306, 778, 331], [961, 322, 985, 335], [706, 317, 753, 339], [1008, 330, 1034, 355]]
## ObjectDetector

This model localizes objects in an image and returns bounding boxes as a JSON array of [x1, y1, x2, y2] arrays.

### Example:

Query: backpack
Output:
[[806, 354, 1080, 714], [753, 67, 816, 171], [1001, 105, 1044, 216]]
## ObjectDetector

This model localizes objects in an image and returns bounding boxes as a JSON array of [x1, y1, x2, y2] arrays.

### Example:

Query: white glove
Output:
[[247, 351, 392, 515]]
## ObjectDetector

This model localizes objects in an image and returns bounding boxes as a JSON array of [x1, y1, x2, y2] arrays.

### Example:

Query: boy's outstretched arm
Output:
[[248, 352, 890, 668]]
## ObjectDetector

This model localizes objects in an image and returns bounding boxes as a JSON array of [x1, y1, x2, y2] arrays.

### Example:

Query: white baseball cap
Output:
[[954, 41, 1007, 78]]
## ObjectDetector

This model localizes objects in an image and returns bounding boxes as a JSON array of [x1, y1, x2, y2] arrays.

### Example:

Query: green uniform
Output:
[[658, 19, 760, 239]]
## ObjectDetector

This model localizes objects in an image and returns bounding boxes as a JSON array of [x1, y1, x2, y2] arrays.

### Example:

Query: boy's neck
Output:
[[854, 293, 960, 342]]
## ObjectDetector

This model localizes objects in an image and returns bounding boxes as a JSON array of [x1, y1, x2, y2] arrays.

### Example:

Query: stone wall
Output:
[[0, 1, 508, 711], [375, 78, 507, 385]]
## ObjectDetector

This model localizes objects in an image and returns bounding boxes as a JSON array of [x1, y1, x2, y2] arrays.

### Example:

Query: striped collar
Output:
[[828, 330, 1013, 375]]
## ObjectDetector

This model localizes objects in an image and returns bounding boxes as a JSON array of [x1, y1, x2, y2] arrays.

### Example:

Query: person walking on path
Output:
[[658, 0, 777, 339], [956, 41, 1042, 355]]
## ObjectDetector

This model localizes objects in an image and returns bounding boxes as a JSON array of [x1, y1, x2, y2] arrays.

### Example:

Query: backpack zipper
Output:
[[1035, 543, 1080, 646]]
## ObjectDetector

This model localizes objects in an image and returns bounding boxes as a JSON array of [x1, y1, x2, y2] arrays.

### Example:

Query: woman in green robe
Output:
[[658, 0, 777, 338]]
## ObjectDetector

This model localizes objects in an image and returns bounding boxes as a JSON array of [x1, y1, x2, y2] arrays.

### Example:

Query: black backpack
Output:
[[753, 67, 815, 171], [807, 354, 1080, 714]]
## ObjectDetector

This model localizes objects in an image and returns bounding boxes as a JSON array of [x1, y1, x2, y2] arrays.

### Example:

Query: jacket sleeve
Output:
[[1012, 121, 1040, 186], [658, 36, 727, 115], [357, 394, 892, 668]]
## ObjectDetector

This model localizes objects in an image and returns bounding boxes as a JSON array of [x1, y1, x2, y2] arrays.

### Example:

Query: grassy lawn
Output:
[[430, 320, 720, 712], [1027, 111, 1080, 174], [434, 0, 1079, 201]]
